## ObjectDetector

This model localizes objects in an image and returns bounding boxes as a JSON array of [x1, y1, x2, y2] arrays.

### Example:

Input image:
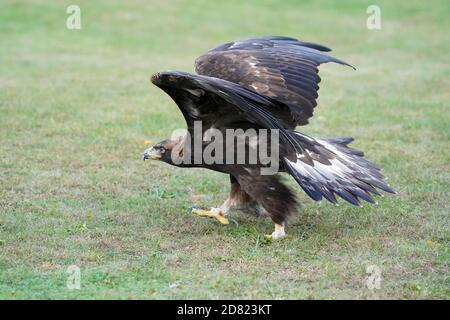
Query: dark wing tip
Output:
[[150, 71, 191, 87], [330, 57, 356, 70], [247, 36, 332, 52], [296, 40, 332, 52], [150, 72, 161, 85]]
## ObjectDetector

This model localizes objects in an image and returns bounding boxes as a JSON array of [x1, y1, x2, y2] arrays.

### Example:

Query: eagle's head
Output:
[[143, 136, 185, 166]]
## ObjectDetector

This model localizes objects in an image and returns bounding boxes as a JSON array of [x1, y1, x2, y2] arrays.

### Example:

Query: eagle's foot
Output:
[[264, 223, 286, 240], [191, 207, 229, 225]]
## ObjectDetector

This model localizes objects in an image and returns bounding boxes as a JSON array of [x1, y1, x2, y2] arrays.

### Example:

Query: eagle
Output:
[[143, 36, 395, 239]]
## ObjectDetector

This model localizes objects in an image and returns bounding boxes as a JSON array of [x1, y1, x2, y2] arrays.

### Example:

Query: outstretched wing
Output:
[[195, 36, 354, 127], [284, 132, 395, 206], [151, 71, 298, 152]]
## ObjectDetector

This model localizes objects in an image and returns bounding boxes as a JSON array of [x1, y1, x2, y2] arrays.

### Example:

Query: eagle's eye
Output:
[[155, 145, 166, 153]]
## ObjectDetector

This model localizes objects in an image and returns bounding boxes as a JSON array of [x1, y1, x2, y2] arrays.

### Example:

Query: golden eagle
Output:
[[144, 36, 394, 239]]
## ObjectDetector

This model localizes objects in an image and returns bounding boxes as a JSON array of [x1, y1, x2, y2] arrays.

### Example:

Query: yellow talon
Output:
[[264, 224, 286, 240], [264, 234, 286, 241], [191, 207, 229, 225], [191, 208, 215, 217], [215, 213, 230, 225]]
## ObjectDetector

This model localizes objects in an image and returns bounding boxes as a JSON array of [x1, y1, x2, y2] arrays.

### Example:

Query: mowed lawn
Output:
[[0, 0, 449, 299]]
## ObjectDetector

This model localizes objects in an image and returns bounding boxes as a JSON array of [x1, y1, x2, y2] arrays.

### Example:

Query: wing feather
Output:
[[284, 132, 395, 206], [151, 71, 299, 153], [195, 36, 354, 127]]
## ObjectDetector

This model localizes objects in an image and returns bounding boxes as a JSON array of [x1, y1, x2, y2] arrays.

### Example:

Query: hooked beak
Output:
[[143, 147, 162, 160]]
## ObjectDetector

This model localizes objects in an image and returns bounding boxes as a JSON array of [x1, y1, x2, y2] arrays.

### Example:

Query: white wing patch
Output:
[[285, 133, 394, 206], [286, 138, 348, 183]]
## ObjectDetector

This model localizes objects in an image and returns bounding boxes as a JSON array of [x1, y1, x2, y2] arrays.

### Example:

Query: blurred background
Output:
[[0, 0, 448, 299]]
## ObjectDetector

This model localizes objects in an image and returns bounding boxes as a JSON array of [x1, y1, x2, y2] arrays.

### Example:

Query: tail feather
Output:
[[284, 132, 395, 206]]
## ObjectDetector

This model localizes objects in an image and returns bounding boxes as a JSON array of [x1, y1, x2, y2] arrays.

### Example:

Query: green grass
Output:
[[0, 0, 449, 299]]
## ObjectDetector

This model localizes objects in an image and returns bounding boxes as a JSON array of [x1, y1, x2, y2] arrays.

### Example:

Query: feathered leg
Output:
[[220, 175, 260, 214], [191, 175, 257, 225], [234, 172, 298, 240]]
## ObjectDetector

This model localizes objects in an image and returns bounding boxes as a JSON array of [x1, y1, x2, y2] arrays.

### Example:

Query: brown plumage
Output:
[[144, 36, 395, 239]]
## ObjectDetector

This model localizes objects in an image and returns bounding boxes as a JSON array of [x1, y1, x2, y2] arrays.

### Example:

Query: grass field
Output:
[[0, 0, 449, 299]]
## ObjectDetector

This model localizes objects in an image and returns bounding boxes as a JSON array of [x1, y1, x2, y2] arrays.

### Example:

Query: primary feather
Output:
[[195, 36, 355, 127]]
